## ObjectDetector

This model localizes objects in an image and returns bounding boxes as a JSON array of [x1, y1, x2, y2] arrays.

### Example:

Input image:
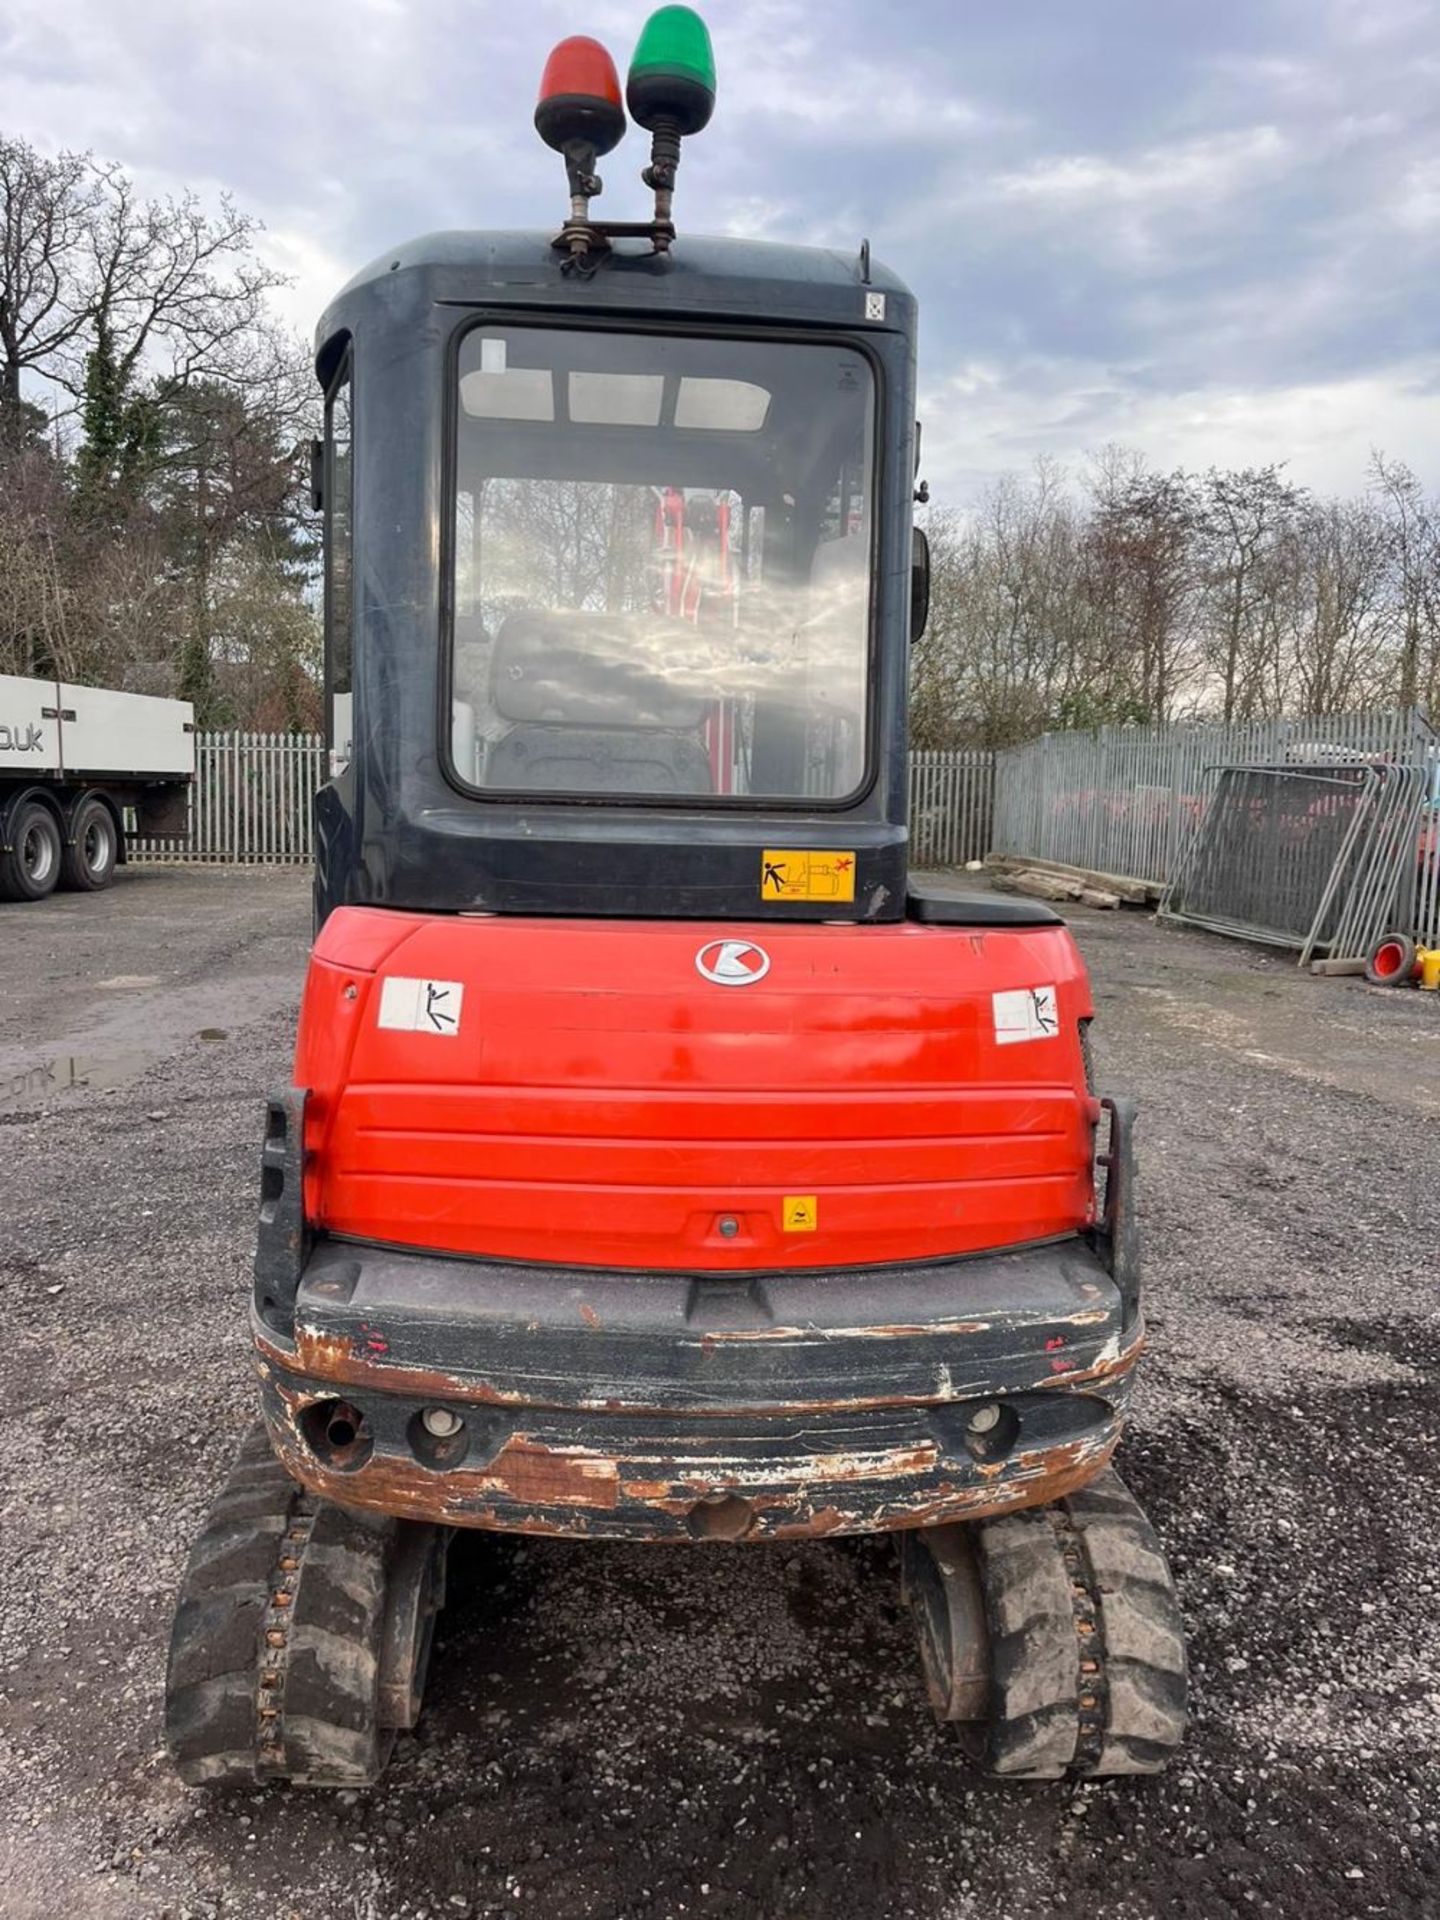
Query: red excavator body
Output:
[[253, 905, 1140, 1541]]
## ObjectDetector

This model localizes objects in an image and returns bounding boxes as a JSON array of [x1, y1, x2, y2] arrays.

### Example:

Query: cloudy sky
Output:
[[2, 0, 1437, 505]]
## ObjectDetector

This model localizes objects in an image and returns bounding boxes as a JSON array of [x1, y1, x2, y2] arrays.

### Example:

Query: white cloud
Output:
[[993, 126, 1288, 209], [920, 357, 1440, 502], [0, 0, 1436, 503]]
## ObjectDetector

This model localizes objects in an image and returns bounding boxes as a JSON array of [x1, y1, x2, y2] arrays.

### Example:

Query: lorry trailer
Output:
[[0, 673, 195, 901]]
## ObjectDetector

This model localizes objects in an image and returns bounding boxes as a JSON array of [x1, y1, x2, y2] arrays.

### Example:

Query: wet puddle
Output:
[[1, 1051, 158, 1112], [1, 1028, 233, 1114]]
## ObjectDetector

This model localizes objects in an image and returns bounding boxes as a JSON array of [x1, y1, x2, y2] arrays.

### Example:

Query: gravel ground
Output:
[[0, 867, 1437, 1920]]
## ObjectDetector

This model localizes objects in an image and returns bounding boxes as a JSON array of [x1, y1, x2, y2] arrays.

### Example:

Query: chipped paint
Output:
[[259, 1361, 1123, 1543]]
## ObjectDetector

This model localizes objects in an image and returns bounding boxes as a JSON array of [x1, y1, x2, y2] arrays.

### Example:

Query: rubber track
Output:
[[971, 1466, 1187, 1779], [165, 1422, 398, 1787]]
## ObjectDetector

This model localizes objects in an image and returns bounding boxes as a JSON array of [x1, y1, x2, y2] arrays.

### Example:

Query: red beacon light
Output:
[[536, 36, 627, 269], [535, 36, 626, 161]]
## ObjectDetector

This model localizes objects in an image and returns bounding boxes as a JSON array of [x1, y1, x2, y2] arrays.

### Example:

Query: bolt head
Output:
[[967, 1402, 1003, 1435], [717, 1214, 740, 1239], [421, 1405, 463, 1439]]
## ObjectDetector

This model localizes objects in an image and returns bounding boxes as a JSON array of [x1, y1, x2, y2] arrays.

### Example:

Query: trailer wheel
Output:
[[902, 1467, 1188, 1779], [0, 800, 63, 902], [1365, 931, 1416, 986], [165, 1421, 450, 1788], [61, 796, 119, 892]]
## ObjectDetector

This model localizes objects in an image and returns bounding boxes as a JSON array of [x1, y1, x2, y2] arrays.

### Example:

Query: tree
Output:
[[0, 138, 98, 414], [0, 128, 318, 724], [1273, 498, 1392, 715], [1083, 462, 1202, 723], [72, 168, 287, 501], [1196, 465, 1308, 721], [1370, 452, 1439, 713], [155, 363, 317, 719]]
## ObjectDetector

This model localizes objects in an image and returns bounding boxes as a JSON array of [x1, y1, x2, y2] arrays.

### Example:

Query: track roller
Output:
[[165, 1421, 450, 1787], [900, 1466, 1187, 1778]]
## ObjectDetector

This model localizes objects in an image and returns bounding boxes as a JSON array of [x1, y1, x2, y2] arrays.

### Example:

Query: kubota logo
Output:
[[695, 939, 771, 987]]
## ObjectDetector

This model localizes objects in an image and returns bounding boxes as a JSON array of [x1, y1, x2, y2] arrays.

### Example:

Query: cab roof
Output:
[[316, 228, 915, 362]]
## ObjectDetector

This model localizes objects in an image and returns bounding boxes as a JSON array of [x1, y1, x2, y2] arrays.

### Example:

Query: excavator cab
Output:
[[165, 10, 1186, 1791]]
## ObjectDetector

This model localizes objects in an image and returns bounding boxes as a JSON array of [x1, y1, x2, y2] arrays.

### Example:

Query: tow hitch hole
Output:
[[685, 1493, 755, 1541], [300, 1397, 373, 1471], [407, 1408, 471, 1471], [965, 1402, 1021, 1462]]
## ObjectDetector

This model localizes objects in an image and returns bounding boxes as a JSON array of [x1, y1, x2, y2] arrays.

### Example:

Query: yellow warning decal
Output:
[[783, 1195, 819, 1233], [761, 849, 856, 903]]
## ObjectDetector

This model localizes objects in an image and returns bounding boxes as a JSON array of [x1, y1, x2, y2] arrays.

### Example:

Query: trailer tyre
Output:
[[0, 800, 63, 902], [61, 796, 119, 892]]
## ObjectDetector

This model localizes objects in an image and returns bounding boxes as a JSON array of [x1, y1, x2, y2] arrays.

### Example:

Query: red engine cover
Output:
[[295, 910, 1098, 1271]]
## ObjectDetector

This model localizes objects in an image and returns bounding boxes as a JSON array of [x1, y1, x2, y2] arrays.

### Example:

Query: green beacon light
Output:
[[627, 6, 716, 250], [627, 5, 716, 136]]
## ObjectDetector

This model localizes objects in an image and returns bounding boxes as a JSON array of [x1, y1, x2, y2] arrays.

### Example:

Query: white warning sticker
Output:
[[377, 976, 465, 1036], [993, 985, 1059, 1045]]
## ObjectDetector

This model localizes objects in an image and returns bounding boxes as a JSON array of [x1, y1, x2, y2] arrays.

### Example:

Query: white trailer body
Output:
[[0, 674, 56, 771], [0, 673, 195, 903], [0, 674, 195, 777]]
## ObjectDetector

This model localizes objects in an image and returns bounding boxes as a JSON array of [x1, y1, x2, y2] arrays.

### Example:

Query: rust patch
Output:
[[1032, 1330, 1145, 1391], [473, 1434, 621, 1510], [257, 1392, 1118, 1543], [617, 1441, 940, 1504], [268, 1323, 515, 1406]]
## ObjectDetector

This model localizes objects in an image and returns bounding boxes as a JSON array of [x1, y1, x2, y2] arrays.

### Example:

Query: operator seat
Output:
[[485, 609, 715, 795]]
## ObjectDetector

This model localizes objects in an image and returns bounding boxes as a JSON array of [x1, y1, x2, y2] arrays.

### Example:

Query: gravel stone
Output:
[[0, 869, 1436, 1919]]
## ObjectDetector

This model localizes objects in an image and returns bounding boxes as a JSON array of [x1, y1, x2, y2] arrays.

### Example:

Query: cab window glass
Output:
[[450, 327, 874, 802]]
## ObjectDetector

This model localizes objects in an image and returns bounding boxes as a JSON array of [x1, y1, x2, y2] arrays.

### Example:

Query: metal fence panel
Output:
[[908, 750, 995, 867], [993, 708, 1440, 944], [130, 731, 327, 865], [134, 736, 1000, 871], [128, 719, 1438, 950], [1162, 761, 1431, 961]]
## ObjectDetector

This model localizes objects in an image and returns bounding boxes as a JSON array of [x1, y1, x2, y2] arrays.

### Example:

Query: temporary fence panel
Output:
[[1159, 761, 1428, 962], [1321, 762, 1428, 964], [1418, 765, 1440, 949], [993, 709, 1435, 886], [129, 731, 327, 865], [908, 750, 995, 868]]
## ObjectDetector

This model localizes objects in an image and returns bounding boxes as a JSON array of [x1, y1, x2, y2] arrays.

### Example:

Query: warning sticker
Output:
[[377, 976, 465, 1036], [761, 849, 856, 903], [783, 1195, 818, 1233], [993, 986, 1060, 1045]]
